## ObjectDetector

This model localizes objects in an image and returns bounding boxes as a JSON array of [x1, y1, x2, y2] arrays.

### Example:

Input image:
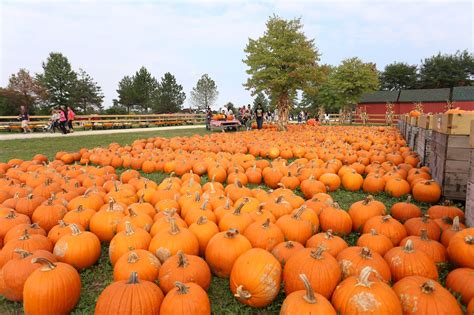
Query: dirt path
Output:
[[0, 125, 205, 141]]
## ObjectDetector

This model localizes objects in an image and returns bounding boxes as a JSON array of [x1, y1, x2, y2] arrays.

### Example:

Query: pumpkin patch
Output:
[[0, 125, 470, 313]]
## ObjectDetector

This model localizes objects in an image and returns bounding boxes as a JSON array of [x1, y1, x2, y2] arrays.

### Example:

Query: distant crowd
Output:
[[206, 103, 311, 130]]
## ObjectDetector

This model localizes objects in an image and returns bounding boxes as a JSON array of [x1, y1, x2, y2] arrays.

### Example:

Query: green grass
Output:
[[0, 128, 210, 162], [0, 128, 463, 314]]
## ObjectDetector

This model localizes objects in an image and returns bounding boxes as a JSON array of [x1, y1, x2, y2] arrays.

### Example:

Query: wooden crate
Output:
[[408, 125, 419, 150], [466, 121, 474, 227], [415, 128, 432, 167], [417, 115, 434, 129], [430, 131, 471, 201], [433, 113, 474, 135]]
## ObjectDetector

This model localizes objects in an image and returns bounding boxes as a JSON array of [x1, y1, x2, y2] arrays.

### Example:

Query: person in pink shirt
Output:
[[59, 107, 68, 134], [67, 106, 75, 132]]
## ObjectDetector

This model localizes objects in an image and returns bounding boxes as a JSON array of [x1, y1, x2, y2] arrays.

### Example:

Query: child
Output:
[[67, 106, 75, 132], [18, 106, 32, 133]]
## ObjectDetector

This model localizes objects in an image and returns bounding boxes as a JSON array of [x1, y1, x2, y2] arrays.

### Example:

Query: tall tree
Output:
[[152, 72, 186, 113], [0, 88, 26, 115], [300, 64, 334, 112], [190, 74, 218, 110], [114, 75, 136, 114], [37, 52, 77, 109], [132, 66, 158, 113], [419, 50, 474, 88], [243, 15, 319, 130], [7, 69, 46, 112], [380, 62, 418, 90], [329, 57, 379, 109], [70, 69, 104, 114]]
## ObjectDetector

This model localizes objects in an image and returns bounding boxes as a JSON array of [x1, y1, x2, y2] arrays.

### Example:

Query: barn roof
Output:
[[398, 88, 450, 102], [359, 90, 400, 103], [452, 86, 474, 101]]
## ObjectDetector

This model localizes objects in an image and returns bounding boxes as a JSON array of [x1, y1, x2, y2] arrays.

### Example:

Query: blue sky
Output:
[[1, 0, 472, 109]]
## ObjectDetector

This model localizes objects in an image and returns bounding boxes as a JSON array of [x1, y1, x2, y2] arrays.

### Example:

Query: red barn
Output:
[[452, 86, 474, 110], [356, 90, 399, 123], [397, 88, 450, 114]]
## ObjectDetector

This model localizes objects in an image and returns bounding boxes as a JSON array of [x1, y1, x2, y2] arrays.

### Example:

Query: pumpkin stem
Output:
[[292, 205, 306, 220], [31, 257, 56, 271], [420, 280, 436, 294], [58, 220, 68, 228], [125, 221, 135, 236], [14, 248, 33, 258], [299, 274, 317, 304], [381, 215, 391, 222], [128, 207, 138, 217], [403, 239, 415, 252], [262, 218, 271, 229], [200, 199, 209, 210], [196, 216, 208, 225], [19, 229, 31, 240], [362, 195, 374, 205], [29, 223, 41, 229], [465, 235, 474, 245], [76, 205, 84, 212], [420, 229, 430, 241], [177, 251, 189, 268], [310, 246, 326, 260], [356, 266, 375, 288], [451, 216, 461, 231], [232, 202, 245, 216], [174, 281, 189, 295], [284, 241, 295, 249], [5, 210, 17, 219], [325, 229, 334, 239], [168, 218, 180, 235], [127, 252, 139, 263], [369, 228, 378, 236], [225, 196, 231, 209], [69, 224, 82, 236], [360, 247, 372, 259], [234, 285, 252, 300], [194, 191, 200, 202], [27, 193, 34, 200], [421, 214, 430, 223], [127, 271, 139, 284], [224, 228, 239, 239], [276, 195, 285, 203]]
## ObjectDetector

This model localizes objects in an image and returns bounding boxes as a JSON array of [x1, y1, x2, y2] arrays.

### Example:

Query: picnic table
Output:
[[210, 119, 242, 132]]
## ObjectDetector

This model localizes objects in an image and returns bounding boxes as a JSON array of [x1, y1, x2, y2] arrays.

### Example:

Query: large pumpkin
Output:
[[109, 221, 151, 265], [283, 247, 341, 299], [280, 274, 336, 315], [159, 282, 211, 315], [393, 276, 462, 315], [331, 266, 402, 314], [205, 229, 251, 278], [95, 272, 164, 315], [446, 268, 474, 305], [159, 251, 211, 293], [447, 227, 474, 268], [336, 246, 391, 282], [23, 258, 81, 315], [230, 248, 281, 307]]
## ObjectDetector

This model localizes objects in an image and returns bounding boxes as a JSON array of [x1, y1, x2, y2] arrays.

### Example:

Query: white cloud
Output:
[[0, 0, 472, 109]]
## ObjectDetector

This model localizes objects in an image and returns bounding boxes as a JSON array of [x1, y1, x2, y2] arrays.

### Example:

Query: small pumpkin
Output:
[[305, 230, 348, 257], [243, 218, 284, 251], [188, 216, 219, 255], [276, 206, 314, 244], [356, 229, 393, 256], [271, 240, 304, 265], [113, 250, 161, 282], [362, 215, 407, 246], [159, 281, 211, 315], [400, 229, 447, 263], [390, 196, 422, 222]]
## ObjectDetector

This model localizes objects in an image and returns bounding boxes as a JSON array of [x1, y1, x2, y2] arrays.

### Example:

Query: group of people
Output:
[[47, 106, 76, 134], [206, 103, 266, 130], [17, 105, 75, 134]]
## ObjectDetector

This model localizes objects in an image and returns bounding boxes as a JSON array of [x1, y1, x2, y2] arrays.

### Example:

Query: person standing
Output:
[[58, 107, 68, 134], [67, 106, 75, 132], [206, 107, 212, 130], [255, 103, 264, 130], [18, 106, 32, 133]]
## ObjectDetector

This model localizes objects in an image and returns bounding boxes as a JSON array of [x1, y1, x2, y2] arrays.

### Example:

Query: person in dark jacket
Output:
[[255, 103, 264, 130]]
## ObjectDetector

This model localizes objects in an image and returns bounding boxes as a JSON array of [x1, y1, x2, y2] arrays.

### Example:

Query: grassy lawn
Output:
[[0, 128, 210, 162], [0, 128, 462, 314]]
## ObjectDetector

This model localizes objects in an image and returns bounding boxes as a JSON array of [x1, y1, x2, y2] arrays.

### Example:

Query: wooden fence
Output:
[[0, 113, 206, 132], [323, 113, 400, 125]]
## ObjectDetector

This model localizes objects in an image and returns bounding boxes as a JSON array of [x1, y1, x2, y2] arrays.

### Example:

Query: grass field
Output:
[[0, 128, 463, 314]]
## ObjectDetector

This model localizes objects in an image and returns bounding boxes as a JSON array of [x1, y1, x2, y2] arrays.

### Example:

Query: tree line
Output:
[[0, 52, 221, 115], [242, 15, 473, 123]]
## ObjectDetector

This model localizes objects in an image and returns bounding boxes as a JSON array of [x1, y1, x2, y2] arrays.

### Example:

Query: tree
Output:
[[329, 57, 379, 109], [0, 88, 25, 115], [8, 69, 46, 112], [132, 67, 158, 113], [380, 62, 418, 90], [36, 52, 77, 109], [152, 72, 186, 113], [243, 15, 319, 130], [223, 102, 237, 114], [114, 75, 136, 114], [419, 50, 474, 88], [190, 74, 218, 110], [300, 64, 334, 112], [70, 69, 104, 114]]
